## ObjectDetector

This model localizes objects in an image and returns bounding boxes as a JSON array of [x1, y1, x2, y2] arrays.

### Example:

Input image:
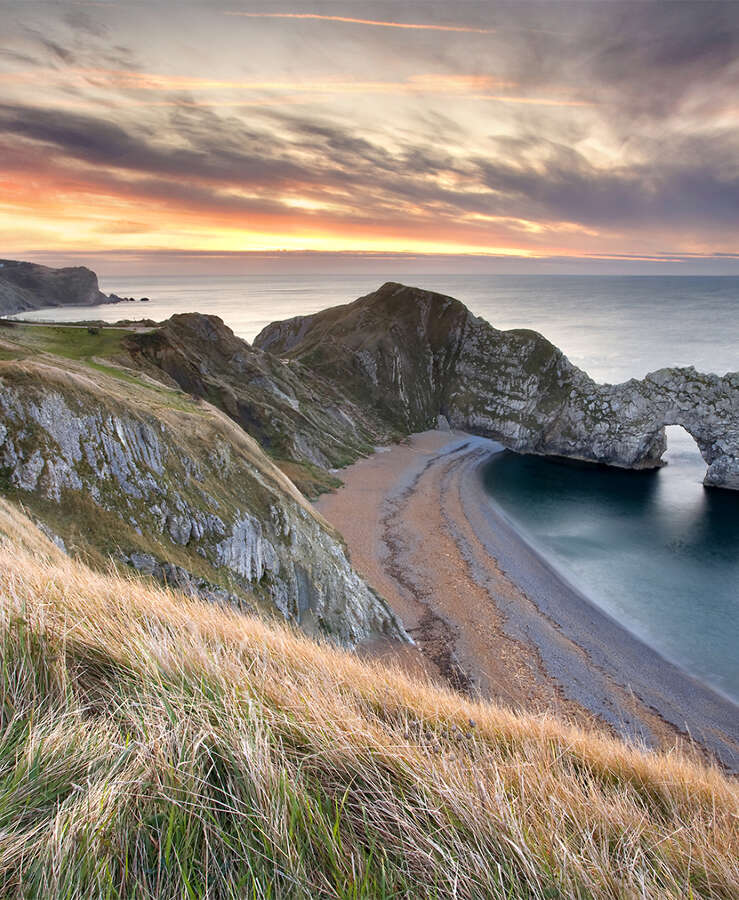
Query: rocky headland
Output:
[[0, 259, 143, 316], [256, 281, 739, 490]]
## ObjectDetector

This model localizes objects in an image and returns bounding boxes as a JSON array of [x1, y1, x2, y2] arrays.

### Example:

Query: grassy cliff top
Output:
[[0, 320, 163, 390], [0, 499, 736, 899], [0, 321, 130, 357]]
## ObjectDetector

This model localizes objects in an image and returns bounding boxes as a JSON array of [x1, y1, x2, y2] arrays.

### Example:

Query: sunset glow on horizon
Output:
[[1, 1, 737, 274]]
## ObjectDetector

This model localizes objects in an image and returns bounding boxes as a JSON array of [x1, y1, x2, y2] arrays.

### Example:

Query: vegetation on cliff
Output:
[[0, 501, 736, 899], [0, 323, 403, 645]]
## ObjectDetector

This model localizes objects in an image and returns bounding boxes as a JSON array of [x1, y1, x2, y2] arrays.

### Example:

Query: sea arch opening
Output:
[[662, 424, 706, 471], [656, 424, 714, 500]]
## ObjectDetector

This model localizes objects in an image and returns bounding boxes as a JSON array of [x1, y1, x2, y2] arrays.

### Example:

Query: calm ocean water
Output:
[[20, 274, 739, 701]]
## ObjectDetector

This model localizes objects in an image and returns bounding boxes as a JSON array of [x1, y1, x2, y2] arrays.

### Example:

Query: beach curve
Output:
[[315, 430, 739, 771]]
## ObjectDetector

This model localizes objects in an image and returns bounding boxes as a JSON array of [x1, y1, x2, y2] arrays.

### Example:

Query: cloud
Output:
[[38, 38, 76, 65], [18, 247, 739, 279], [0, 47, 43, 67], [0, 0, 736, 264], [224, 12, 496, 35], [0, 95, 736, 244], [67, 68, 514, 96], [475, 133, 739, 228]]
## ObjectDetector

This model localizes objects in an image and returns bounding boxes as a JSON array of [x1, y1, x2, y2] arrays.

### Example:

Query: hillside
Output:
[[0, 500, 736, 899], [122, 312, 400, 490], [0, 321, 404, 646]]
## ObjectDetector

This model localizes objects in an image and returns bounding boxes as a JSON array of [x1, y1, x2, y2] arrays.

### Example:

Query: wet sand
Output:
[[316, 430, 739, 770]]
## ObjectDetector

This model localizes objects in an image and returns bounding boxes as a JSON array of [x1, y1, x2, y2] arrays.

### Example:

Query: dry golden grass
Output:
[[0, 497, 736, 899]]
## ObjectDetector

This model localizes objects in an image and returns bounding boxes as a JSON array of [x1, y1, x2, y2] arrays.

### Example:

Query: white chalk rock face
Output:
[[0, 365, 407, 647]]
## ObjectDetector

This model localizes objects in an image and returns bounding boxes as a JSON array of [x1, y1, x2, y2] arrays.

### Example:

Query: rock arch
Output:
[[254, 283, 739, 492]]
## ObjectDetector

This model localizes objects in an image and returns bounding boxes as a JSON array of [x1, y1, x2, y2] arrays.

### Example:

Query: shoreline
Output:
[[462, 449, 739, 769], [316, 430, 739, 771], [3, 297, 144, 321]]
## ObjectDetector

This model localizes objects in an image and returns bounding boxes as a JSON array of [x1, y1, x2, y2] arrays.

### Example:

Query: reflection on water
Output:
[[482, 426, 739, 701]]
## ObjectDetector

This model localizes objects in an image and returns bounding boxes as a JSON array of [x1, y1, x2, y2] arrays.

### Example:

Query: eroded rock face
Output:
[[0, 364, 407, 646], [255, 285, 470, 434], [256, 282, 739, 490], [123, 313, 398, 478]]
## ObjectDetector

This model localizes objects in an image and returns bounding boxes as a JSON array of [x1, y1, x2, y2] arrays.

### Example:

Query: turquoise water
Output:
[[482, 440, 739, 702], [18, 273, 739, 700]]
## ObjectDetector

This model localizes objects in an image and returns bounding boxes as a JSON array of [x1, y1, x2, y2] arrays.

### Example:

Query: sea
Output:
[[18, 273, 739, 703]]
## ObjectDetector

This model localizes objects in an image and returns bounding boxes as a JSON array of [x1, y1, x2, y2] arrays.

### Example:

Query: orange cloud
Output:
[[225, 13, 496, 35], [0, 166, 563, 258], [6, 66, 591, 109], [75, 68, 514, 96], [475, 94, 594, 108]]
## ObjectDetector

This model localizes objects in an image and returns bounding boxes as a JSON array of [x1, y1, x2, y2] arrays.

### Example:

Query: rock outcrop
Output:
[[122, 313, 398, 484], [0, 259, 115, 316], [0, 356, 407, 646], [256, 282, 739, 490], [254, 286, 469, 434]]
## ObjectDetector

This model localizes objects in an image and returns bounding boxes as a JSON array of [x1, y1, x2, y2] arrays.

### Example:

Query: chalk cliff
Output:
[[0, 351, 406, 646]]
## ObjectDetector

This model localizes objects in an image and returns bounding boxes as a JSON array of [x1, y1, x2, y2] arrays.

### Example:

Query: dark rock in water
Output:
[[255, 282, 739, 491]]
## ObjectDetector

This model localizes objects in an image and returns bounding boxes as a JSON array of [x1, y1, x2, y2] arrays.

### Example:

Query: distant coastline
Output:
[[0, 258, 149, 318], [463, 451, 739, 769]]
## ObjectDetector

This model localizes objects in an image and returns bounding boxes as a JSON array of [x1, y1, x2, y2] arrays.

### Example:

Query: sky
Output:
[[1, 0, 738, 275]]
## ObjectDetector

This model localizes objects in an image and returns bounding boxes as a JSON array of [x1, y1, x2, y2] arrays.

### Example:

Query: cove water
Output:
[[20, 274, 739, 702]]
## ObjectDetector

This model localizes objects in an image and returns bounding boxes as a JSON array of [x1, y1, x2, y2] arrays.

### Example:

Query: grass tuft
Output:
[[0, 498, 736, 899]]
